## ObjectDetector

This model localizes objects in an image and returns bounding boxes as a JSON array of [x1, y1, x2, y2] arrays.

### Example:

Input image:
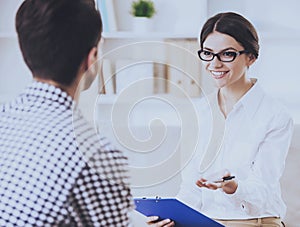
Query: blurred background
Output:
[[1, 0, 300, 121], [1, 0, 300, 225]]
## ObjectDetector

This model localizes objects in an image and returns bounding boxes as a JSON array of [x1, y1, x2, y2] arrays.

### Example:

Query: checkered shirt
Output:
[[0, 81, 133, 226]]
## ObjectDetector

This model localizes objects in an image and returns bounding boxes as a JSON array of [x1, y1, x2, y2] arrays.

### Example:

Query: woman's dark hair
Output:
[[15, 0, 102, 86], [200, 12, 259, 59]]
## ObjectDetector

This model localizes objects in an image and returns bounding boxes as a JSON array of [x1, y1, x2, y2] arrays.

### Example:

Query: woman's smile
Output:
[[210, 70, 229, 79]]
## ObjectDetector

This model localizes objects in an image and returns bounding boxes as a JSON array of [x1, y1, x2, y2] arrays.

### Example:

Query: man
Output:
[[0, 0, 133, 226]]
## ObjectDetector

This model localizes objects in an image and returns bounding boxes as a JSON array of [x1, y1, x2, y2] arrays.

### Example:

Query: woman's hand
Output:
[[221, 178, 238, 194], [196, 173, 238, 194], [146, 216, 175, 227]]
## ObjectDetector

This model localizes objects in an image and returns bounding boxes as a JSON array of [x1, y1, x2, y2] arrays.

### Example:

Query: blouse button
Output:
[[241, 203, 245, 209]]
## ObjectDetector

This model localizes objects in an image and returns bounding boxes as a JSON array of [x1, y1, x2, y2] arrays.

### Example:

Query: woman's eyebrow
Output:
[[203, 47, 238, 52], [220, 47, 238, 52], [202, 47, 213, 51]]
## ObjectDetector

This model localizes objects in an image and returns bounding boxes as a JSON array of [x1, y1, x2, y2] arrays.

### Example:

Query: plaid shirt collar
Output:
[[20, 80, 76, 110]]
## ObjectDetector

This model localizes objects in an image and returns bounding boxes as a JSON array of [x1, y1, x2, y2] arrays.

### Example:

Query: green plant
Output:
[[131, 0, 156, 18]]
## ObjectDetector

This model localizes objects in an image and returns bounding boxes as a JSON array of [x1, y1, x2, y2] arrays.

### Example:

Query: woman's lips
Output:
[[210, 70, 229, 79]]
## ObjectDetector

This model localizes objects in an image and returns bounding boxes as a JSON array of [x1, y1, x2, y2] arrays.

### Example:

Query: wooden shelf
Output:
[[103, 30, 300, 41], [102, 31, 198, 39]]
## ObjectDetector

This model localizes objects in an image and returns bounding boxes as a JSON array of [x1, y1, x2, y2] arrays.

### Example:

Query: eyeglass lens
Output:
[[198, 50, 239, 62]]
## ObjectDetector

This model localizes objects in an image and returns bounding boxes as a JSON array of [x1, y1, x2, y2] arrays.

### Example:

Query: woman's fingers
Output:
[[196, 178, 208, 187], [205, 182, 221, 190], [196, 178, 222, 190]]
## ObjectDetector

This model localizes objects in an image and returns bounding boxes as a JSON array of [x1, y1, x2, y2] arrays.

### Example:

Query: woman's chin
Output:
[[213, 80, 226, 89]]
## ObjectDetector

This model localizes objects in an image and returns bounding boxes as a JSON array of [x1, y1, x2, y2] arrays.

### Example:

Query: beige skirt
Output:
[[214, 217, 284, 227]]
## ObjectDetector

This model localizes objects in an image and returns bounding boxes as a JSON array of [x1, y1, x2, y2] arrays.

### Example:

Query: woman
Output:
[[147, 12, 293, 227]]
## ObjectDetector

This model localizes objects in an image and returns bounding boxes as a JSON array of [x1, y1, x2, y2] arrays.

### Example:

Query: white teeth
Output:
[[211, 71, 226, 76], [211, 71, 227, 79]]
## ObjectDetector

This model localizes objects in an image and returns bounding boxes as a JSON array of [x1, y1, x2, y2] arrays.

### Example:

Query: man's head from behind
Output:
[[15, 0, 102, 87]]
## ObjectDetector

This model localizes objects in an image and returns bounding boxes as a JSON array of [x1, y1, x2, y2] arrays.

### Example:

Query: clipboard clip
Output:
[[155, 196, 161, 202]]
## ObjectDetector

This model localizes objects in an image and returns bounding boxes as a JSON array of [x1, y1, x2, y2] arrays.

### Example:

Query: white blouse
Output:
[[177, 79, 294, 220]]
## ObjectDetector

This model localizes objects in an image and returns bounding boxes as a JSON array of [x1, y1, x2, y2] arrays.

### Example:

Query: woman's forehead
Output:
[[203, 31, 243, 51]]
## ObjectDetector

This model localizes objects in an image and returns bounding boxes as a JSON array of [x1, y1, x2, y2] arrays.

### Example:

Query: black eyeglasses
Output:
[[197, 49, 248, 62]]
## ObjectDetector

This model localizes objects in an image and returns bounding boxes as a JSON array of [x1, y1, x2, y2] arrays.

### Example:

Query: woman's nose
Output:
[[210, 56, 223, 68]]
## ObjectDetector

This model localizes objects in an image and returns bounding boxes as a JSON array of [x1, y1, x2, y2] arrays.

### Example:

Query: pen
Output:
[[213, 176, 235, 183]]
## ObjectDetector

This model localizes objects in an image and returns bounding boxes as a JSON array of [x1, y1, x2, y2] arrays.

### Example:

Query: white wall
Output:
[[114, 0, 207, 35], [0, 0, 31, 103]]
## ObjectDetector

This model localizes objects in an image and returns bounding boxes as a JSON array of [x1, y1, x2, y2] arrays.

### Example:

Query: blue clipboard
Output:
[[134, 198, 224, 227]]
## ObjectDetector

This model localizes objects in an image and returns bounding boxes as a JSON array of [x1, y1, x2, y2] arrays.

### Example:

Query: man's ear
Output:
[[80, 46, 99, 91], [86, 47, 98, 70]]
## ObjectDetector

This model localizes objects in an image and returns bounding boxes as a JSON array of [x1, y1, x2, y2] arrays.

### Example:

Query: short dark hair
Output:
[[200, 12, 259, 59], [16, 0, 102, 86]]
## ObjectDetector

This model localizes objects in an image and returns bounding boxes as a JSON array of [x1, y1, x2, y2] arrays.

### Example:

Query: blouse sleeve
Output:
[[226, 110, 294, 216], [176, 157, 203, 210]]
